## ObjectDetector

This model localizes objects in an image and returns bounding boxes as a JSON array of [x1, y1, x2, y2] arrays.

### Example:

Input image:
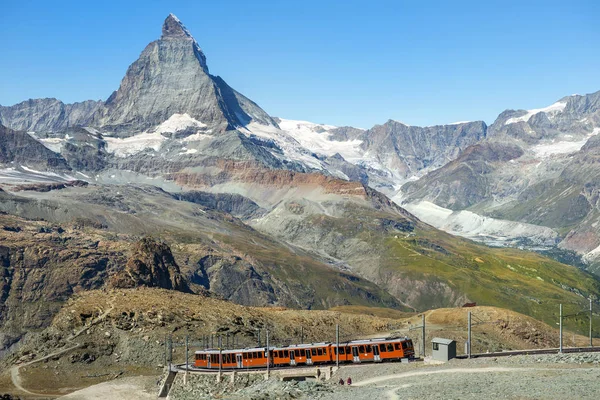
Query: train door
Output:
[[236, 354, 243, 368], [289, 350, 296, 366], [373, 345, 381, 362], [305, 349, 313, 365], [351, 346, 360, 363]]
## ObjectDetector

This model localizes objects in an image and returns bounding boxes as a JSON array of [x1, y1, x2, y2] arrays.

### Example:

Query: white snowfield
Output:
[[276, 118, 365, 161], [531, 127, 600, 159], [505, 101, 567, 125], [402, 200, 559, 247], [104, 132, 167, 158], [154, 113, 207, 133]]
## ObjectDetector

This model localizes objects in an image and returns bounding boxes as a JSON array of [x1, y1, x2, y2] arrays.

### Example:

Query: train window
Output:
[[379, 344, 385, 352], [312, 348, 317, 356], [339, 347, 345, 355], [317, 348, 323, 356], [295, 349, 300, 357], [359, 345, 365, 353], [402, 341, 409, 349], [387, 344, 394, 352], [395, 343, 401, 350], [366, 345, 372, 353], [284, 350, 289, 357], [346, 347, 350, 354]]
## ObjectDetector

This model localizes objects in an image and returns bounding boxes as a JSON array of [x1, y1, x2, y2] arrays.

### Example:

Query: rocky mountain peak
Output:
[[161, 13, 192, 39]]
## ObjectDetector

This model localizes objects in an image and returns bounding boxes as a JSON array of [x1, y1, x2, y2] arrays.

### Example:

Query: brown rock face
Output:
[[109, 237, 190, 292], [170, 162, 368, 196]]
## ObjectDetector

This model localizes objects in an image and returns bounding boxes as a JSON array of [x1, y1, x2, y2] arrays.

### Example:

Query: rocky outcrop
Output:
[[0, 124, 70, 170], [108, 237, 190, 292]]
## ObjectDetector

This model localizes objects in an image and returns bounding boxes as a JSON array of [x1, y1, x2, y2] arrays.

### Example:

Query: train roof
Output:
[[194, 337, 412, 354]]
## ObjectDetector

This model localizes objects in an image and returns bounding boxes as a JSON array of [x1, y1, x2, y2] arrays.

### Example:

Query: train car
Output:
[[335, 337, 414, 363], [194, 337, 414, 369], [194, 347, 269, 369]]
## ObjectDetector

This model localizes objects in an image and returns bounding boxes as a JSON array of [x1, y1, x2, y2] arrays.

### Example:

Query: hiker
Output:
[[338, 378, 345, 385], [346, 377, 352, 385]]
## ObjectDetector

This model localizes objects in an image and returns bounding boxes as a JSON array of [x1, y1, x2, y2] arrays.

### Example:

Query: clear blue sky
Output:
[[1, 0, 598, 128]]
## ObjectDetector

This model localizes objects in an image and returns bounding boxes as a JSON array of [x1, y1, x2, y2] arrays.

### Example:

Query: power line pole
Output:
[[559, 304, 563, 353], [467, 311, 472, 359], [336, 324, 340, 368], [266, 328, 270, 378], [590, 298, 594, 348], [422, 314, 426, 358], [185, 335, 189, 384], [301, 326, 304, 344]]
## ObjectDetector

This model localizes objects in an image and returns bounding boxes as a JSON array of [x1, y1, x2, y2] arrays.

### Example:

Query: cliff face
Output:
[[0, 124, 71, 170], [0, 214, 128, 350]]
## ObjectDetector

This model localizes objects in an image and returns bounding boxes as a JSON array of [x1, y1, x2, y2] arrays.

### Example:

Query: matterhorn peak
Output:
[[162, 13, 193, 39]]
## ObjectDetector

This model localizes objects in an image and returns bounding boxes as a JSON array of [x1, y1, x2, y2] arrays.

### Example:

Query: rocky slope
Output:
[[0, 124, 70, 171], [0, 98, 103, 133]]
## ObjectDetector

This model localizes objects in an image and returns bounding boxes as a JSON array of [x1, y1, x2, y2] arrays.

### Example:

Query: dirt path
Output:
[[10, 299, 114, 396], [10, 343, 83, 397], [354, 366, 556, 400]]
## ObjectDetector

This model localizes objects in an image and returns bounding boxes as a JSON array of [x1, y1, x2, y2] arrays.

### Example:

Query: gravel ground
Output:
[[167, 353, 600, 400]]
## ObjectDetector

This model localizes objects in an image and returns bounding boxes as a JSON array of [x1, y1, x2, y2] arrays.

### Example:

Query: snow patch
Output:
[[179, 148, 198, 155], [104, 132, 166, 158], [531, 128, 600, 159], [183, 133, 212, 142], [155, 113, 206, 134], [505, 101, 567, 125]]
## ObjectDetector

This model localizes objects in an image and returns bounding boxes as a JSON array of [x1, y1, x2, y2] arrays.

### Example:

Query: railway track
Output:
[[456, 346, 600, 359]]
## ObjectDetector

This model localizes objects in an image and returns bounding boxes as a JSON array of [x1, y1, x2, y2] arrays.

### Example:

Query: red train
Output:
[[194, 337, 414, 369]]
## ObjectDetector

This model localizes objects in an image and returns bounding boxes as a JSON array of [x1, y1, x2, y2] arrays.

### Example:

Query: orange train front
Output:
[[194, 337, 414, 369]]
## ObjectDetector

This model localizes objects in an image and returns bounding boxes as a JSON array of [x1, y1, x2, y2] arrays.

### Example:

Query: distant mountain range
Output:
[[1, 14, 599, 350]]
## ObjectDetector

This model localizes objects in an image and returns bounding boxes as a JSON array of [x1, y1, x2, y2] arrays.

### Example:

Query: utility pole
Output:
[[219, 348, 222, 375], [185, 335, 189, 384], [422, 314, 426, 358], [169, 335, 173, 371], [559, 304, 563, 353], [218, 334, 222, 350], [467, 311, 472, 359], [590, 298, 594, 348], [336, 324, 340, 368], [257, 329, 261, 347], [226, 333, 230, 349], [266, 328, 270, 378], [301, 326, 304, 344], [164, 335, 168, 368]]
